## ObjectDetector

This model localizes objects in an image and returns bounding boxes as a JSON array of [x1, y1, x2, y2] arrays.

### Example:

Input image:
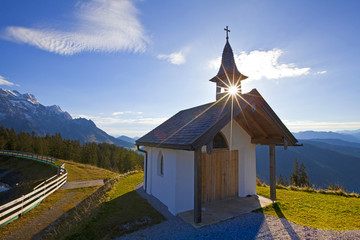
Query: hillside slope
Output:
[[256, 140, 360, 193], [304, 139, 360, 158]]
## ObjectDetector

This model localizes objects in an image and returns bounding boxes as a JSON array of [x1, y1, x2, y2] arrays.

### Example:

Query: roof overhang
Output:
[[236, 89, 300, 147], [136, 89, 301, 150]]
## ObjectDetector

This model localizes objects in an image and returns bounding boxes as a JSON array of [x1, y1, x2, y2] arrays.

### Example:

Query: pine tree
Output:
[[277, 174, 286, 186], [298, 163, 309, 187], [0, 126, 144, 173], [290, 158, 310, 187], [284, 176, 290, 186], [290, 158, 300, 186]]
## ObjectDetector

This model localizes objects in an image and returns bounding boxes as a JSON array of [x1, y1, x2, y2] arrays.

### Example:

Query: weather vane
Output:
[[224, 26, 230, 40]]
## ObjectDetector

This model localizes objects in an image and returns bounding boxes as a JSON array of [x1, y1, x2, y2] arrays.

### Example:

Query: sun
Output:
[[227, 86, 239, 95]]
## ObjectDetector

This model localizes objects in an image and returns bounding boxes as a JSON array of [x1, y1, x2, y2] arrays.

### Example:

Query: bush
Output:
[[328, 184, 346, 192], [256, 177, 262, 186]]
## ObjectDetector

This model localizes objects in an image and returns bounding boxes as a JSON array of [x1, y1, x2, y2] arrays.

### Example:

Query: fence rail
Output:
[[0, 150, 67, 227]]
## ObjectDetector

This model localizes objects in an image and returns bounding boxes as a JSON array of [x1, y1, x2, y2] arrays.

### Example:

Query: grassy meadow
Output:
[[257, 185, 360, 231]]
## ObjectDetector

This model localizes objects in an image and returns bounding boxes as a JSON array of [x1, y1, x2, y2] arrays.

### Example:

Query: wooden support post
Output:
[[269, 144, 276, 202], [194, 149, 202, 223]]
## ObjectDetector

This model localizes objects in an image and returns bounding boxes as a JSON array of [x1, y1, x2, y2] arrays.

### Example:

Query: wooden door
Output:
[[201, 150, 238, 203]]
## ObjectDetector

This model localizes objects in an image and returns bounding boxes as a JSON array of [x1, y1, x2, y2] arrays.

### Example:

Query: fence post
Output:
[[20, 195, 24, 216]]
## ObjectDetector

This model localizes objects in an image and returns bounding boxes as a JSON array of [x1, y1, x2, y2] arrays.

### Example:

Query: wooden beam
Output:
[[251, 137, 284, 145], [269, 144, 276, 202], [244, 111, 269, 137], [194, 149, 202, 223], [253, 96, 298, 146]]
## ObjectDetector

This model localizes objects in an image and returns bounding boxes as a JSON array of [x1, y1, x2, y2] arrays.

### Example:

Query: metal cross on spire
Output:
[[224, 26, 230, 40]]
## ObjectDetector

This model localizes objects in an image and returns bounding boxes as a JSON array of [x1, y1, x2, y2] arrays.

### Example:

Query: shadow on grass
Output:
[[67, 190, 164, 240], [255, 202, 301, 240], [31, 178, 164, 240], [273, 202, 285, 218]]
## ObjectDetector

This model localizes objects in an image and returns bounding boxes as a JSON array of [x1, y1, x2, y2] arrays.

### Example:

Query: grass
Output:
[[63, 160, 117, 182], [65, 173, 164, 240], [0, 160, 118, 238], [0, 157, 179, 239], [257, 185, 360, 231], [0, 186, 98, 238], [0, 155, 57, 183]]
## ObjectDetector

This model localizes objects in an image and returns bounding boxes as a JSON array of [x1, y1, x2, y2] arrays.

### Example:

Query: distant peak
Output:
[[48, 105, 72, 120], [0, 88, 19, 97], [0, 88, 39, 104], [23, 93, 39, 105], [49, 105, 63, 113]]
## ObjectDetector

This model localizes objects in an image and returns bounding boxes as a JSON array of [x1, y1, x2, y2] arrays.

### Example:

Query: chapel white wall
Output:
[[144, 147, 177, 214], [174, 150, 194, 214], [144, 147, 194, 215]]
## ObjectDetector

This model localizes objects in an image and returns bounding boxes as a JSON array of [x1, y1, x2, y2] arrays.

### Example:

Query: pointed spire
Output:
[[209, 35, 248, 87]]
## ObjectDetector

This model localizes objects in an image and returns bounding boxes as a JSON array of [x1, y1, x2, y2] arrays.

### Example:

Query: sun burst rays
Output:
[[154, 66, 254, 153]]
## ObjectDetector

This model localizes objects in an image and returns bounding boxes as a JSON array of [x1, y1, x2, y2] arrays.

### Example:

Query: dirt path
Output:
[[61, 179, 104, 190], [2, 191, 76, 240]]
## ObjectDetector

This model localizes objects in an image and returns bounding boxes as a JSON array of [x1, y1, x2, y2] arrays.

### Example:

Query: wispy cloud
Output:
[[0, 75, 18, 86], [112, 112, 124, 116], [316, 70, 327, 75], [3, 0, 148, 55], [73, 113, 167, 137], [112, 110, 142, 116], [209, 48, 310, 80], [284, 120, 360, 132], [91, 116, 168, 125], [157, 48, 188, 65]]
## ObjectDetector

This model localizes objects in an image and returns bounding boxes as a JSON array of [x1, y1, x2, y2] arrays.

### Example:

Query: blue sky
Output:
[[1, 0, 360, 137]]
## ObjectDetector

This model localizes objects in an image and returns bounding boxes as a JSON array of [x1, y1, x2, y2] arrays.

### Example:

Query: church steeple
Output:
[[210, 26, 248, 100]]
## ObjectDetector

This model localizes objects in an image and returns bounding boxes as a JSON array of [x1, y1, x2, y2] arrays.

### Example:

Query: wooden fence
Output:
[[0, 150, 67, 227]]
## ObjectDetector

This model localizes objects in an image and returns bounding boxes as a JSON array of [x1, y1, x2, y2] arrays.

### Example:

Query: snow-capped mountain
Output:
[[0, 89, 133, 148]]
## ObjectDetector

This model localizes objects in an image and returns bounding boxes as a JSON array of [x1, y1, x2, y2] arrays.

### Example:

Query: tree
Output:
[[0, 125, 143, 174], [298, 163, 309, 187], [6, 128, 17, 150], [277, 174, 289, 186], [290, 158, 309, 187], [277, 174, 286, 186], [290, 158, 300, 186]]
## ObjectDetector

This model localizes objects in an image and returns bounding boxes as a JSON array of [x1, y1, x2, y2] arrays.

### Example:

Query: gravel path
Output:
[[117, 186, 360, 240]]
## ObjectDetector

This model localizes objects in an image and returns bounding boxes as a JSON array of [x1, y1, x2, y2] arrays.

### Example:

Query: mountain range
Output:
[[117, 135, 139, 144], [292, 130, 360, 143], [256, 132, 360, 194], [0, 89, 134, 148]]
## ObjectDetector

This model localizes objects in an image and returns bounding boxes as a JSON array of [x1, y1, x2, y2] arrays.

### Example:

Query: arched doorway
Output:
[[201, 132, 239, 202]]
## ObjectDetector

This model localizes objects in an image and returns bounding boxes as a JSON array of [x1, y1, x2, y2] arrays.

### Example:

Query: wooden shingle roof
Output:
[[136, 89, 300, 150]]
